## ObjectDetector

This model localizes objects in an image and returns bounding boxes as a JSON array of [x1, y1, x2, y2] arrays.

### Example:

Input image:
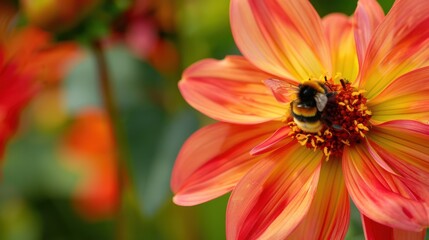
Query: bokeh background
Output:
[[1, 0, 417, 239]]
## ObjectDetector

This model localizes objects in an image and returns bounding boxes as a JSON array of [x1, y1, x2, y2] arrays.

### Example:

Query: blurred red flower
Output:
[[110, 0, 179, 73], [61, 110, 118, 220], [0, 48, 35, 158], [0, 3, 77, 158]]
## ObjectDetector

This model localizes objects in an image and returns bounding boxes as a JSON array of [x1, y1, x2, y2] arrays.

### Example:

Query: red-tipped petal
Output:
[[323, 13, 358, 82], [179, 56, 286, 124], [367, 121, 429, 188], [288, 159, 350, 239], [230, 0, 330, 81], [368, 67, 429, 122], [227, 144, 323, 240], [343, 142, 429, 232], [362, 215, 426, 240], [250, 125, 291, 155], [358, 0, 429, 99], [171, 121, 282, 206], [352, 0, 384, 71]]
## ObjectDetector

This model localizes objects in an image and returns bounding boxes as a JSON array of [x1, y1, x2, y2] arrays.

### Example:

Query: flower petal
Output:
[[358, 0, 429, 99], [323, 13, 359, 82], [362, 215, 426, 240], [179, 56, 286, 124], [367, 120, 429, 188], [288, 159, 350, 239], [343, 142, 429, 231], [352, 0, 384, 70], [171, 121, 282, 206], [230, 0, 330, 81], [368, 67, 429, 123], [250, 125, 290, 155], [226, 143, 322, 240]]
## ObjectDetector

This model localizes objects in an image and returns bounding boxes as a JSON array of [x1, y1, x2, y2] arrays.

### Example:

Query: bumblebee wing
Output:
[[263, 78, 298, 103], [314, 93, 328, 111]]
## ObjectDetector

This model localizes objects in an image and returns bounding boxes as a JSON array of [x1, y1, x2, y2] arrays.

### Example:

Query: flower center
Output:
[[287, 78, 372, 159]]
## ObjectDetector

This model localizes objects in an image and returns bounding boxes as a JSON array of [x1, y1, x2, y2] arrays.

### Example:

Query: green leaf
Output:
[[141, 108, 199, 216]]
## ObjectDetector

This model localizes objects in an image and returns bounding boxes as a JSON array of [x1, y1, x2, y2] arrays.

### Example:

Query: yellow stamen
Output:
[[323, 147, 331, 160], [324, 129, 332, 138], [315, 135, 324, 143], [357, 123, 369, 131], [341, 140, 350, 146], [311, 138, 317, 150]]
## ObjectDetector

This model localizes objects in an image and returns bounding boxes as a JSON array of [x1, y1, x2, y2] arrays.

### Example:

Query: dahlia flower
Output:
[[171, 0, 429, 239]]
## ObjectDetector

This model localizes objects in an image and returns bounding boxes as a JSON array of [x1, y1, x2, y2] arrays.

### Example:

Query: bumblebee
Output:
[[290, 80, 333, 133]]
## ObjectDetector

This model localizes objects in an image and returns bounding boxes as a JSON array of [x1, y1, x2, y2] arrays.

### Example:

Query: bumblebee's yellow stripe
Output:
[[292, 102, 318, 117], [294, 118, 323, 133], [302, 81, 326, 94]]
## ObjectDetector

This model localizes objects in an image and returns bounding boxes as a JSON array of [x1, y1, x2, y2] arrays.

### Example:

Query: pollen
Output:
[[288, 78, 372, 159]]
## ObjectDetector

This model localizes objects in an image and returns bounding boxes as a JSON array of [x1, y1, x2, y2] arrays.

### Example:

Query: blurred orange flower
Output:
[[61, 110, 118, 220], [172, 0, 429, 239]]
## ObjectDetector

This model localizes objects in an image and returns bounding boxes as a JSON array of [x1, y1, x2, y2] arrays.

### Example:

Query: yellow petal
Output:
[[368, 67, 429, 123], [230, 0, 330, 81], [352, 0, 384, 73], [323, 13, 358, 82], [288, 159, 350, 239], [358, 0, 429, 99]]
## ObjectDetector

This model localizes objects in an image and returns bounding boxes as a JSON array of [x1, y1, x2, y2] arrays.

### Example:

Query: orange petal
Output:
[[367, 120, 429, 188], [352, 0, 384, 72], [288, 159, 350, 239], [323, 13, 359, 83], [358, 0, 429, 99], [343, 143, 429, 232], [179, 56, 286, 124], [362, 215, 426, 240], [250, 125, 291, 155], [171, 121, 283, 206], [226, 144, 323, 240], [368, 67, 429, 123], [230, 0, 330, 81]]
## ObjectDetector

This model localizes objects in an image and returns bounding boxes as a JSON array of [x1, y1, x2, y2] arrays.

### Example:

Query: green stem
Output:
[[92, 41, 126, 240]]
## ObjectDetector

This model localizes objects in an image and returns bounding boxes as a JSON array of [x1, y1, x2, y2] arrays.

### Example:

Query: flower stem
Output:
[[92, 41, 126, 240]]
